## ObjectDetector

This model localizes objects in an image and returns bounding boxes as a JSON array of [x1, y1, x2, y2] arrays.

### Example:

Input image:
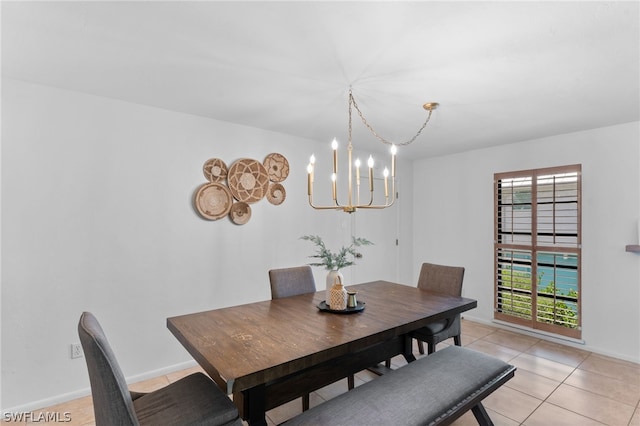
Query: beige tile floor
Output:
[[4, 319, 639, 426]]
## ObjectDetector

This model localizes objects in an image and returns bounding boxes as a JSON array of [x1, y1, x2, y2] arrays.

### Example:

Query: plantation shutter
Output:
[[494, 165, 581, 339]]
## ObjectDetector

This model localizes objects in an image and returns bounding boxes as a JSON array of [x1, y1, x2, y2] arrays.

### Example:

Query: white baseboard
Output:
[[1, 359, 198, 416], [462, 314, 640, 364]]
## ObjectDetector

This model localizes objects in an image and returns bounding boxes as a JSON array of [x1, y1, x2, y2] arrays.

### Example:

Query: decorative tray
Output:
[[317, 301, 365, 314]]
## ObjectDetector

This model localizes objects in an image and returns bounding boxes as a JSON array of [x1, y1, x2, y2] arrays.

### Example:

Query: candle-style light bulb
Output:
[[383, 167, 389, 198], [331, 138, 338, 175], [308, 154, 315, 184], [367, 156, 374, 192], [354, 158, 361, 205], [307, 163, 313, 195], [390, 145, 397, 178], [331, 172, 337, 201]]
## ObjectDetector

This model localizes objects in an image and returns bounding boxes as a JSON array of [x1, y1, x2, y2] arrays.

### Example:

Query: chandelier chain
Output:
[[349, 90, 434, 146]]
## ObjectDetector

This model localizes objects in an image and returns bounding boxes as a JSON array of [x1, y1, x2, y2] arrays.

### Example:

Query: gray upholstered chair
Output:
[[412, 262, 466, 355], [268, 265, 317, 299], [78, 311, 242, 426], [268, 266, 355, 410]]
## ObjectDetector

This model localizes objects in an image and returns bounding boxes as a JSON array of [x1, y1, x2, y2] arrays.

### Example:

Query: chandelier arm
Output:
[[308, 194, 347, 211], [349, 91, 434, 146], [365, 188, 374, 207]]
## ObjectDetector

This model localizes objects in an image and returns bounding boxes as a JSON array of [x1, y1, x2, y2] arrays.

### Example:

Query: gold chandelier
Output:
[[307, 89, 438, 213]]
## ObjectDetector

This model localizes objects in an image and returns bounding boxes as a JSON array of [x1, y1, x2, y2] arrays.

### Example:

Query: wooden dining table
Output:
[[167, 280, 477, 425]]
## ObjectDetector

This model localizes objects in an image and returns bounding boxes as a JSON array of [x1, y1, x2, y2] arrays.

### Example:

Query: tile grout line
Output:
[[518, 358, 580, 426], [531, 352, 635, 426], [474, 329, 605, 426]]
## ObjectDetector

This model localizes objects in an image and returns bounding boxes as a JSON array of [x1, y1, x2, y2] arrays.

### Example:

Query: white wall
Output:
[[0, 79, 413, 410], [3, 77, 636, 411], [413, 121, 640, 362]]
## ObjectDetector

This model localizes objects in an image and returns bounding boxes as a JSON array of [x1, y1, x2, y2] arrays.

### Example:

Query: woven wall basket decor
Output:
[[194, 182, 233, 220], [267, 183, 286, 205], [227, 158, 270, 204], [263, 153, 289, 183], [203, 158, 228, 182], [229, 202, 251, 225], [194, 153, 288, 225]]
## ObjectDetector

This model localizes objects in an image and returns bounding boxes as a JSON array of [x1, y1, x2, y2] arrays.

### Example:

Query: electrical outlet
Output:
[[70, 343, 83, 359]]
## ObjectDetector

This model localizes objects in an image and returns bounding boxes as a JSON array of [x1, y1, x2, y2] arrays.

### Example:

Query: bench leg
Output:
[[471, 403, 494, 426]]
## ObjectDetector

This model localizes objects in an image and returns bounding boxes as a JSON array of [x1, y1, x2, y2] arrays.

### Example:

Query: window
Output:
[[494, 165, 581, 339]]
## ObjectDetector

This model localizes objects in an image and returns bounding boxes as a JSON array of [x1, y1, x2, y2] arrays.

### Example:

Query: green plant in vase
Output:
[[300, 235, 373, 307]]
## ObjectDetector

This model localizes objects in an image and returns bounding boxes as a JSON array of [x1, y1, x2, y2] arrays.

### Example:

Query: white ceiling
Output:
[[2, 1, 639, 159]]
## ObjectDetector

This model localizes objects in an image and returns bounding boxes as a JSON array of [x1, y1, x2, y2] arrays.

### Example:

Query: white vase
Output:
[[326, 269, 344, 307]]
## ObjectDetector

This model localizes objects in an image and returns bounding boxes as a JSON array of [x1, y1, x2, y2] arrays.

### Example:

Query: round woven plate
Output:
[[229, 202, 252, 225], [266, 183, 286, 205], [263, 153, 290, 182], [194, 183, 233, 220], [227, 158, 270, 203], [203, 158, 228, 182]]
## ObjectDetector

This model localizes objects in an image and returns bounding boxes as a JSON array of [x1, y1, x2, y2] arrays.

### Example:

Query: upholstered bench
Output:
[[285, 345, 516, 426]]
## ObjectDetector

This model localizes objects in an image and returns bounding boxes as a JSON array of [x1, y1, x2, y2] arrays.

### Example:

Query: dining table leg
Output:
[[244, 384, 268, 426], [403, 335, 417, 363]]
